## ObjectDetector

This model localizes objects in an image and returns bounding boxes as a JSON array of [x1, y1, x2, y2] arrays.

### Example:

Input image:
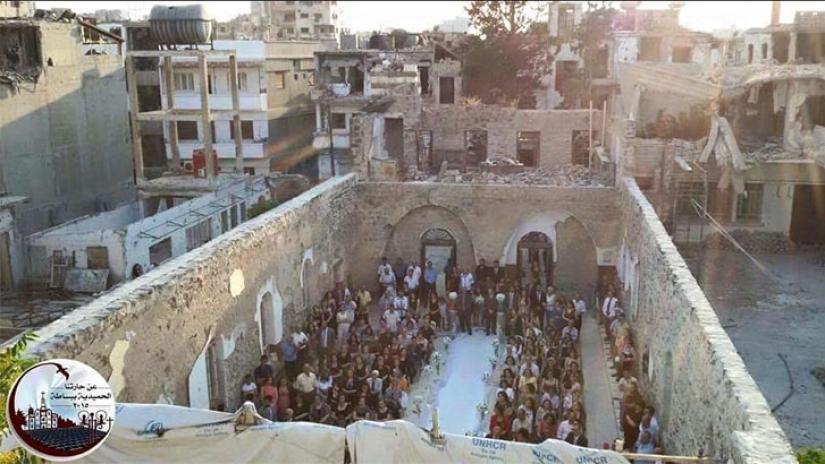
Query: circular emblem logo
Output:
[[6, 359, 116, 461]]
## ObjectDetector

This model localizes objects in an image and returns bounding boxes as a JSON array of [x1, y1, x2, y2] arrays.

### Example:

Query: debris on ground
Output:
[[407, 164, 613, 187], [704, 230, 797, 253]]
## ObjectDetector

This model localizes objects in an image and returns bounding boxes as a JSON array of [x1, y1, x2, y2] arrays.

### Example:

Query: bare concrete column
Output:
[[163, 56, 181, 172], [126, 55, 144, 180], [789, 32, 798, 62], [198, 53, 215, 182], [229, 54, 244, 174]]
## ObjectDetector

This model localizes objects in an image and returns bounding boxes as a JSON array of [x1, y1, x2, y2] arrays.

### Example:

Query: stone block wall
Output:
[[25, 175, 359, 410], [419, 105, 601, 167], [619, 178, 795, 464], [352, 182, 620, 300]]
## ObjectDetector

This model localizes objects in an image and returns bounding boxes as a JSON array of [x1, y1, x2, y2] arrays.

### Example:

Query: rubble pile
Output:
[[407, 164, 613, 187], [705, 230, 796, 253]]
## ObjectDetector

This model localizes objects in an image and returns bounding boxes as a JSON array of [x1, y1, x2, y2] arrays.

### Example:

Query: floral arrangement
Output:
[[489, 356, 497, 369], [492, 339, 501, 357], [496, 293, 506, 303], [423, 364, 433, 377], [431, 351, 443, 375], [474, 295, 485, 305], [448, 292, 458, 301], [443, 337, 452, 353], [481, 372, 490, 382], [476, 403, 489, 418]]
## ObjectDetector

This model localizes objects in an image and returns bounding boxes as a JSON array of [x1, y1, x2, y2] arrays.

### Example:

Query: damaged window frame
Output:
[[0, 22, 43, 91], [319, 56, 366, 97]]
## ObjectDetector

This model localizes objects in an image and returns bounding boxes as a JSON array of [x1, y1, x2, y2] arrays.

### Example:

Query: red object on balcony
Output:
[[192, 149, 219, 178]]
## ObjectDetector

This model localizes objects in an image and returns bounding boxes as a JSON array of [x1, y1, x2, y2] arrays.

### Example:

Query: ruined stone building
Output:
[[0, 1, 33, 19], [12, 3, 821, 464], [612, 6, 825, 247], [0, 14, 136, 290]]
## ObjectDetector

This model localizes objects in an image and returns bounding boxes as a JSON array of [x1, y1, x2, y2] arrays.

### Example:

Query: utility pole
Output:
[[327, 103, 336, 177], [691, 161, 708, 284]]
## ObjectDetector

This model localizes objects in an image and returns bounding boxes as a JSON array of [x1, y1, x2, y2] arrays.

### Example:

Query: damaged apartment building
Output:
[[0, 10, 135, 293], [0, 9, 313, 336], [612, 5, 825, 247], [311, 41, 607, 184]]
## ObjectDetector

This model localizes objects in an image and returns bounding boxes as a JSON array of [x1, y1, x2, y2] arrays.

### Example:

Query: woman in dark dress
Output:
[[374, 398, 392, 421], [332, 394, 352, 427]]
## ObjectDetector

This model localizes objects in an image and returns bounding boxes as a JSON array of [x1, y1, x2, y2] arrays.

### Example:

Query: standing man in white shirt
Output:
[[409, 261, 422, 299], [459, 267, 474, 293], [393, 290, 409, 320], [573, 292, 586, 331], [378, 257, 393, 290], [601, 290, 618, 327], [403, 268, 418, 296], [384, 305, 401, 333]]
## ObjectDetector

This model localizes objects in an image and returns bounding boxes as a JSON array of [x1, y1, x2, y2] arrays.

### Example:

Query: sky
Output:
[[34, 1, 825, 34]]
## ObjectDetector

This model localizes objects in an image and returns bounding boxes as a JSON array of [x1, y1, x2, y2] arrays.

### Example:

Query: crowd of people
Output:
[[231, 257, 465, 427], [601, 284, 665, 461], [484, 274, 590, 447], [225, 254, 667, 459]]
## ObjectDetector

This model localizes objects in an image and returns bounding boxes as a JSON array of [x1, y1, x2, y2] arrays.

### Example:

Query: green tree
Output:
[[0, 332, 39, 464], [798, 448, 825, 464], [572, 1, 617, 105], [466, 1, 545, 38], [461, 1, 553, 108]]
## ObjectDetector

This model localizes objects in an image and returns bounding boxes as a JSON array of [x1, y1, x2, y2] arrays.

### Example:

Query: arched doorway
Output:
[[421, 228, 456, 296], [517, 232, 553, 288], [257, 287, 283, 354]]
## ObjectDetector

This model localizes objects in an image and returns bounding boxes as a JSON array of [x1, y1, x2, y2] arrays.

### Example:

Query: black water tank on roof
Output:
[[149, 4, 213, 45]]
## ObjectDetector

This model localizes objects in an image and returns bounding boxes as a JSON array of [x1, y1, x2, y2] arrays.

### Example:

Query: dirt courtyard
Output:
[[679, 247, 825, 449]]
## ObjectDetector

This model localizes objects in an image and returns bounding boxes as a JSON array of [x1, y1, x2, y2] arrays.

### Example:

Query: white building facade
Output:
[[159, 41, 273, 175]]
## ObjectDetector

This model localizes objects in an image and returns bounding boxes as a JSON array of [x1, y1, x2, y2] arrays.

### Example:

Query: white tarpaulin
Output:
[[0, 403, 346, 464], [346, 420, 631, 464]]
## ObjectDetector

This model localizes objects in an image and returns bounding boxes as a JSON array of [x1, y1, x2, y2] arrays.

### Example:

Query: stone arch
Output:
[[300, 249, 315, 308], [383, 205, 475, 271], [255, 278, 284, 353], [269, 174, 311, 204], [502, 211, 598, 297]]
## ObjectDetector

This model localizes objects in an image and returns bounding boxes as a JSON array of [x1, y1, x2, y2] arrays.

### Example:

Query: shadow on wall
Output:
[[0, 62, 136, 236]]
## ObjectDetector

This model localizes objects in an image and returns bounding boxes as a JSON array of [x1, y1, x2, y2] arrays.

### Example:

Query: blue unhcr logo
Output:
[[138, 420, 165, 437], [532, 448, 562, 463]]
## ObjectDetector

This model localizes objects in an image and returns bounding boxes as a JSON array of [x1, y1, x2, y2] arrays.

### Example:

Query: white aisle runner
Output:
[[411, 332, 497, 435]]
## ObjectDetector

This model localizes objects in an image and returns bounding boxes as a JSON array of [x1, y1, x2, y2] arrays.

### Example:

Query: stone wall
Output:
[[619, 178, 795, 464], [419, 105, 601, 167], [352, 182, 620, 299], [25, 175, 359, 410]]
